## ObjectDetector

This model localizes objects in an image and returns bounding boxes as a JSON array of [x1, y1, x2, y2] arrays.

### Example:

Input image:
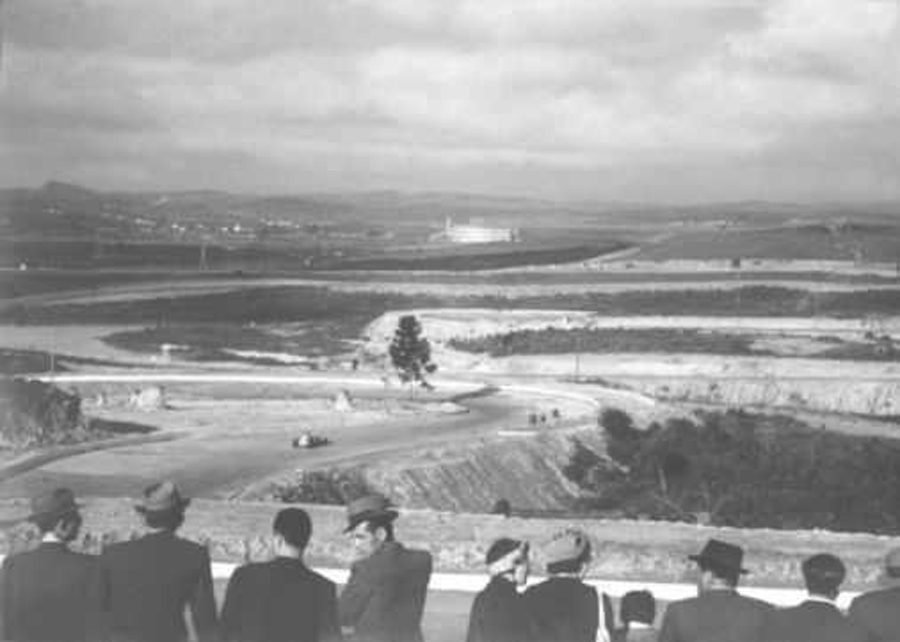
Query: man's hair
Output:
[[621, 590, 656, 625], [546, 540, 591, 575], [699, 560, 739, 587], [362, 516, 395, 541], [273, 508, 312, 550], [142, 507, 185, 532], [802, 553, 846, 597]]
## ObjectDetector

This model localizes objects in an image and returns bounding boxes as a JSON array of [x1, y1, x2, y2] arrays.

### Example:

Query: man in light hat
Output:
[[0, 487, 97, 642], [658, 538, 773, 642], [764, 553, 865, 642], [847, 546, 900, 642], [94, 480, 217, 642], [523, 528, 612, 642], [465, 538, 531, 642], [338, 494, 432, 642]]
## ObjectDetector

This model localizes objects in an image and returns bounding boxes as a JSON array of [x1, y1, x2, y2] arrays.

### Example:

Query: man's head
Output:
[[620, 590, 656, 627], [544, 528, 592, 576], [272, 508, 312, 556], [688, 539, 748, 591], [881, 547, 900, 586], [344, 494, 398, 559], [802, 553, 846, 599], [135, 480, 190, 532], [486, 538, 530, 587], [27, 487, 82, 543]]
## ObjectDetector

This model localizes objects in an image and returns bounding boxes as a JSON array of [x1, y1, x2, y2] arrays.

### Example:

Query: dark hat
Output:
[[344, 494, 399, 533], [135, 480, 190, 514], [621, 590, 656, 625], [688, 538, 749, 575], [27, 487, 80, 523], [885, 547, 900, 574], [485, 538, 523, 565]]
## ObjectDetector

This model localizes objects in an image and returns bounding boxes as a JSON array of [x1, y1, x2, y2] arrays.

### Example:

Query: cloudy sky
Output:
[[1, 0, 898, 202]]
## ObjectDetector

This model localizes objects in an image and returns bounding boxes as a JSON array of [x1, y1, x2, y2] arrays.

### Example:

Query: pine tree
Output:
[[388, 314, 437, 388]]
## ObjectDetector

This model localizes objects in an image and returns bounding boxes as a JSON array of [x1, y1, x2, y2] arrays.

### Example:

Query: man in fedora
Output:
[[1, 487, 97, 642], [658, 539, 773, 642], [847, 547, 900, 641], [338, 494, 432, 642], [220, 507, 341, 642], [764, 553, 865, 642], [94, 480, 218, 642]]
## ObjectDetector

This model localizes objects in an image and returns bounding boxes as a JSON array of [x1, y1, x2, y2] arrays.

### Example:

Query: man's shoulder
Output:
[[850, 586, 900, 612]]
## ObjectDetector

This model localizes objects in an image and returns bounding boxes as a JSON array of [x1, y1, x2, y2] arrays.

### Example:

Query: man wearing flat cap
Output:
[[658, 539, 773, 642], [764, 553, 865, 642], [94, 480, 218, 642], [847, 547, 900, 642], [338, 494, 432, 642], [523, 528, 612, 642], [0, 487, 97, 642]]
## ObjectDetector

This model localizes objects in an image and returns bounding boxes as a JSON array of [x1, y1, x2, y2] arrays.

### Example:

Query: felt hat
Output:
[[689, 538, 749, 575], [135, 480, 190, 514], [545, 528, 592, 567], [27, 487, 80, 523], [344, 494, 399, 533]]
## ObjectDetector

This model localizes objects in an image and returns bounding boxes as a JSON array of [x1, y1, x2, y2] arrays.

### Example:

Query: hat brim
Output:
[[135, 497, 191, 513], [344, 508, 399, 533], [688, 553, 750, 575], [25, 503, 82, 523]]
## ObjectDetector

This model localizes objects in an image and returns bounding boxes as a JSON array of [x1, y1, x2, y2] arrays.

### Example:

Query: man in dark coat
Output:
[[658, 539, 773, 642], [465, 538, 531, 642], [338, 494, 432, 642], [847, 547, 900, 642], [523, 528, 611, 642], [764, 553, 865, 642], [221, 507, 341, 642], [0, 488, 97, 642], [95, 480, 218, 642]]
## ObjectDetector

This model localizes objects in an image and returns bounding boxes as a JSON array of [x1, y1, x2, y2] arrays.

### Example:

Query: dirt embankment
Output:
[[254, 422, 607, 513]]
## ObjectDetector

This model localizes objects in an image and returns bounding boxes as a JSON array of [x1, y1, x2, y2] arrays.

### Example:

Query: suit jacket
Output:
[[522, 576, 600, 642], [0, 541, 98, 642], [465, 576, 530, 642], [847, 586, 900, 642], [764, 600, 866, 642], [338, 541, 432, 642], [658, 589, 773, 642], [220, 556, 341, 642], [613, 625, 658, 642], [96, 530, 218, 642]]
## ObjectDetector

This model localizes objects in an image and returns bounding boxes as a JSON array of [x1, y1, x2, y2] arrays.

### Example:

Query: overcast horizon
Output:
[[1, 1, 898, 204]]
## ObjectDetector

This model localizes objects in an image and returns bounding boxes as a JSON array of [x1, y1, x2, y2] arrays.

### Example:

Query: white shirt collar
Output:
[[628, 622, 653, 630], [805, 594, 837, 605], [41, 533, 63, 544]]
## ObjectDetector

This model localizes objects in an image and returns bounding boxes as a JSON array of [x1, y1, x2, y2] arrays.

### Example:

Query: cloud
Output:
[[1, 0, 897, 201]]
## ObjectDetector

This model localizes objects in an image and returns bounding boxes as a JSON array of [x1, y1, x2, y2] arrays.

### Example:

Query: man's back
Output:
[[766, 600, 866, 642], [658, 590, 773, 642], [97, 531, 217, 642], [221, 557, 340, 642], [848, 586, 900, 642], [339, 541, 432, 642], [1, 542, 97, 642], [523, 576, 599, 642]]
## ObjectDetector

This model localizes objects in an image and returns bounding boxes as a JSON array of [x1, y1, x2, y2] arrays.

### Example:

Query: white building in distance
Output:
[[443, 217, 518, 244]]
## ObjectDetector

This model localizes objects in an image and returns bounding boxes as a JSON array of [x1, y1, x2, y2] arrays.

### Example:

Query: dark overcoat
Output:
[[764, 600, 867, 642], [95, 530, 218, 642], [465, 576, 530, 642], [657, 589, 773, 642], [220, 557, 341, 642], [338, 541, 432, 642], [0, 542, 98, 642], [847, 586, 900, 642], [522, 576, 600, 642]]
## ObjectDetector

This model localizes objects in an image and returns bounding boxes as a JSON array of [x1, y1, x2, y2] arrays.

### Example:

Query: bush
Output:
[[0, 377, 96, 448]]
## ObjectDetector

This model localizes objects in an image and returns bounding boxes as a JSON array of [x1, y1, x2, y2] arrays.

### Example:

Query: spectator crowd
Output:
[[1, 482, 899, 642]]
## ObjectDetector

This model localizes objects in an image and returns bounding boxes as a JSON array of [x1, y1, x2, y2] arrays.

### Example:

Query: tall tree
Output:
[[389, 314, 437, 388]]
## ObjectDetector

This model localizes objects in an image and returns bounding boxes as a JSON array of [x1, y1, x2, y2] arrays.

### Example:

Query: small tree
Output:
[[389, 315, 437, 389]]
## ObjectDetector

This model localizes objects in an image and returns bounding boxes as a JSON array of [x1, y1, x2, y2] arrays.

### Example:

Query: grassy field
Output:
[[4, 285, 900, 326]]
